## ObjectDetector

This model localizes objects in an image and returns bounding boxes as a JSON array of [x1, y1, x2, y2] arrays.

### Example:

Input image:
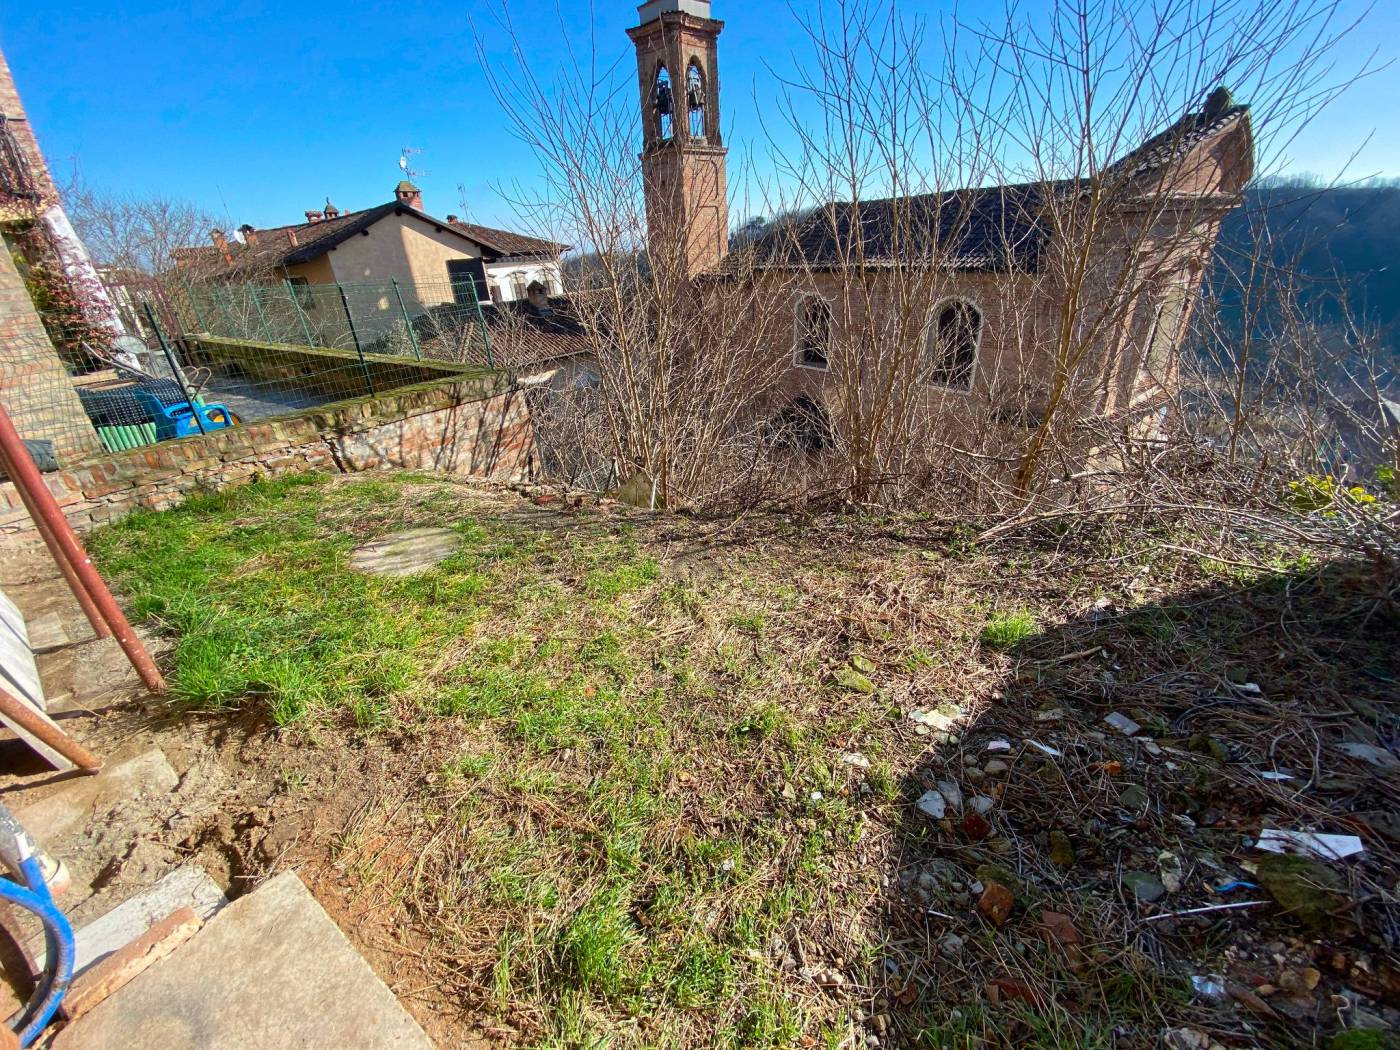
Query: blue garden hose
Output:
[[0, 847, 74, 1045]]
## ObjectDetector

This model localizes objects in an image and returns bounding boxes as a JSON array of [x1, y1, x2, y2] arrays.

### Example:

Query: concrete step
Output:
[[51, 871, 435, 1049]]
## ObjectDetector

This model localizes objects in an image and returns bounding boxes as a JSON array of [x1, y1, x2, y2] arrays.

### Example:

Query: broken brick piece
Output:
[[59, 906, 204, 1023], [976, 881, 1015, 926]]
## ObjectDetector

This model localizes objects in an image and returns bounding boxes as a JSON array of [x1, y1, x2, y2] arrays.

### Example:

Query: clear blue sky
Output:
[[2, 0, 1395, 239]]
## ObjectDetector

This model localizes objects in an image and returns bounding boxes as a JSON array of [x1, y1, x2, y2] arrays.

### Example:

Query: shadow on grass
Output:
[[881, 556, 1397, 1047]]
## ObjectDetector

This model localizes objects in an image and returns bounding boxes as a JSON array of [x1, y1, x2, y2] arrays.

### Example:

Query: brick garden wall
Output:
[[0, 373, 537, 539]]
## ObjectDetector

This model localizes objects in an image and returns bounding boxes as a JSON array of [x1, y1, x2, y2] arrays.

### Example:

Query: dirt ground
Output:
[[4, 474, 1397, 1049]]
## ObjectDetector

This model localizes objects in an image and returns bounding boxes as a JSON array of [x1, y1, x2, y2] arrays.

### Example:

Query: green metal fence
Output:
[[171, 276, 496, 370]]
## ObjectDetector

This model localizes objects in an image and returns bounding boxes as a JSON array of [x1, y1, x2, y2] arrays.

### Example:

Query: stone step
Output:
[[51, 871, 435, 1049], [30, 864, 227, 975], [10, 749, 183, 930]]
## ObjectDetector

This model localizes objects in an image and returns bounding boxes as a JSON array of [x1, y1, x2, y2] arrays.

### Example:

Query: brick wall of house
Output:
[[0, 377, 537, 540]]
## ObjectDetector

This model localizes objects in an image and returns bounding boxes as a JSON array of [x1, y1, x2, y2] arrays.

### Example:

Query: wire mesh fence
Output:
[[170, 277, 498, 369], [1, 273, 498, 465]]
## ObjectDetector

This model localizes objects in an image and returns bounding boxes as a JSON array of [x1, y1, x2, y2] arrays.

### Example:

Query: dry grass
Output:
[[91, 473, 1399, 1048]]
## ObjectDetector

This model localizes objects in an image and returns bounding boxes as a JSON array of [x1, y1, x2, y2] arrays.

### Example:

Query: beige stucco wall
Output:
[[326, 213, 481, 306]]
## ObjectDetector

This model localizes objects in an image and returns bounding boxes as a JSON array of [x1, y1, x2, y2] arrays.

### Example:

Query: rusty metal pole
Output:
[[0, 444, 110, 640], [0, 404, 165, 694], [0, 686, 102, 773]]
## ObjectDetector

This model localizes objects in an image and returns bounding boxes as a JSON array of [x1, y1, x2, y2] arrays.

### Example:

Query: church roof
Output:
[[746, 95, 1249, 273]]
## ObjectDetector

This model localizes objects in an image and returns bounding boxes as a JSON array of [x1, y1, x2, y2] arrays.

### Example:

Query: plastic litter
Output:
[[1212, 880, 1258, 894], [1025, 740, 1063, 758], [1191, 974, 1226, 1001], [1256, 829, 1364, 861]]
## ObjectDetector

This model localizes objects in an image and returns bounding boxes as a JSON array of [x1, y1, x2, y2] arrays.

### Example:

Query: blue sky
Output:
[[2, 0, 1395, 238]]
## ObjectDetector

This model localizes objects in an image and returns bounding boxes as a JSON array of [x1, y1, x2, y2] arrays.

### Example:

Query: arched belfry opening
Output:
[[627, 0, 730, 278], [652, 65, 674, 143], [685, 60, 707, 141]]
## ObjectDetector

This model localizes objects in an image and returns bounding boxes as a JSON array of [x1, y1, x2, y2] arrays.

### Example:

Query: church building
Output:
[[625, 0, 1255, 450]]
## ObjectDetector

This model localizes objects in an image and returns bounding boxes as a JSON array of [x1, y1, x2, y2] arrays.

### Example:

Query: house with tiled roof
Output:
[[174, 181, 568, 307]]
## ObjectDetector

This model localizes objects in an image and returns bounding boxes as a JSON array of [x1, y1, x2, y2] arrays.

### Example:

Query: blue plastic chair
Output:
[[131, 389, 236, 441]]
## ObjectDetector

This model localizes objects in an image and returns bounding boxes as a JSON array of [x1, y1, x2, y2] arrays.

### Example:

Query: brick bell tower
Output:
[[627, 0, 728, 277]]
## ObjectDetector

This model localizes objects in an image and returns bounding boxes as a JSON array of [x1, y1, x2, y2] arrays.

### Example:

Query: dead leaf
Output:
[[977, 881, 1015, 926]]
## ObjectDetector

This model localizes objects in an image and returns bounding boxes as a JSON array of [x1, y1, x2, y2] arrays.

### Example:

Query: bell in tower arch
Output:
[[685, 62, 707, 141]]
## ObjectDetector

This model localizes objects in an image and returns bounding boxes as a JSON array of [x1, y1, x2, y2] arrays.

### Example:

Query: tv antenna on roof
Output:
[[398, 147, 428, 181]]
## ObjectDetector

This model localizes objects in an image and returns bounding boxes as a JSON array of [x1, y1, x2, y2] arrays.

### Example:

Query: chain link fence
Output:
[[170, 277, 497, 369], [2, 272, 499, 464]]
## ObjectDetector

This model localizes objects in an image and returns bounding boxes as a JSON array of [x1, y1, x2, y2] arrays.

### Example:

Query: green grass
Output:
[[978, 610, 1039, 649], [88, 472, 1356, 1049]]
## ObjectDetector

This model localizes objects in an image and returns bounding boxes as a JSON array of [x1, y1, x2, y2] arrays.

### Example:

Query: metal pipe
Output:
[[0, 445, 109, 640], [390, 278, 422, 360], [248, 284, 275, 343], [143, 302, 206, 436], [285, 279, 315, 347], [0, 687, 101, 773], [0, 404, 166, 694], [337, 284, 375, 396], [469, 277, 494, 368]]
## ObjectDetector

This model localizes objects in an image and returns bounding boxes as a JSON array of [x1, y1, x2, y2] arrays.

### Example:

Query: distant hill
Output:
[[1211, 182, 1400, 373]]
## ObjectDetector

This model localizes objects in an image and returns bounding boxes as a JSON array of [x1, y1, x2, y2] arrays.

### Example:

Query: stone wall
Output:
[[0, 373, 536, 538]]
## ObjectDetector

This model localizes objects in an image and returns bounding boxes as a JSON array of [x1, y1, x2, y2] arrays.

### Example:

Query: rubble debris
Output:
[[1336, 742, 1400, 770], [1048, 830, 1075, 869], [916, 790, 947, 820], [833, 666, 875, 694], [935, 780, 964, 812], [976, 881, 1015, 925], [840, 752, 871, 768], [1121, 870, 1167, 903], [1104, 711, 1141, 736], [1254, 853, 1346, 929]]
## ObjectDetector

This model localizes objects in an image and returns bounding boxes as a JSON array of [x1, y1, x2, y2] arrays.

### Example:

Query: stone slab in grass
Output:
[[349, 527, 462, 577], [53, 870, 433, 1049]]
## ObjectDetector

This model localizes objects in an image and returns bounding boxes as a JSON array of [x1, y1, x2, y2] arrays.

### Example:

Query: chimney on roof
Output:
[[305, 210, 323, 224], [446, 214, 459, 223], [209, 228, 233, 264], [395, 180, 423, 210], [238, 223, 258, 245], [286, 228, 299, 247], [323, 198, 341, 219]]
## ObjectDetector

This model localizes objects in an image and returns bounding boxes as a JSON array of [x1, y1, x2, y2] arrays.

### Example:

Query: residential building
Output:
[[175, 183, 567, 307]]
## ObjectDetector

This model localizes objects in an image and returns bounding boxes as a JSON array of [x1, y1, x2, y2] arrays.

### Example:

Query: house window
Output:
[[510, 273, 530, 301], [794, 295, 831, 370], [446, 259, 488, 305], [928, 299, 981, 389]]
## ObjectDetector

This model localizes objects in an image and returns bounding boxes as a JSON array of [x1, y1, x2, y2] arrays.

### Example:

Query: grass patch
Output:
[[979, 609, 1039, 649]]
